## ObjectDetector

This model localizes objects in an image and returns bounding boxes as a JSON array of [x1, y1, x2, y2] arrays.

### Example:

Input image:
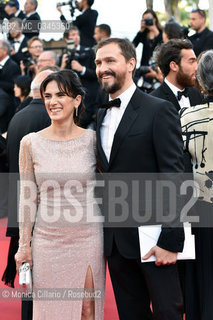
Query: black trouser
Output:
[[107, 241, 184, 320], [22, 300, 33, 320]]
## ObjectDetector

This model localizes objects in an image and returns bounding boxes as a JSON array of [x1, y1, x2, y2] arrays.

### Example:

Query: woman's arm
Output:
[[15, 135, 37, 271]]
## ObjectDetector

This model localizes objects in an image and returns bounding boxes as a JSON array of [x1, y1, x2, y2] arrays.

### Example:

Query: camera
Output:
[[57, 1, 73, 7], [63, 39, 76, 68], [23, 57, 34, 68], [144, 17, 153, 26], [139, 60, 157, 75]]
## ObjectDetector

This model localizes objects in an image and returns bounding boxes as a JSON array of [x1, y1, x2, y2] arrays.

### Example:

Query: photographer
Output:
[[133, 9, 162, 92], [133, 9, 162, 67], [142, 21, 185, 89], [60, 25, 99, 128], [20, 36, 43, 78], [57, 0, 98, 47], [8, 17, 28, 64]]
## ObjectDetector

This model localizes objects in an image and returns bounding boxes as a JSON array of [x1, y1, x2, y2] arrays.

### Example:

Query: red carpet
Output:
[[0, 217, 119, 320]]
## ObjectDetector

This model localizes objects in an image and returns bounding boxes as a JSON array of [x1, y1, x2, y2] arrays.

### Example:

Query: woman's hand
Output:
[[15, 246, 32, 272]]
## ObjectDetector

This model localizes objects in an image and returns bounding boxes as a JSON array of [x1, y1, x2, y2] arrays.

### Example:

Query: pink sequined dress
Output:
[[18, 129, 105, 320]]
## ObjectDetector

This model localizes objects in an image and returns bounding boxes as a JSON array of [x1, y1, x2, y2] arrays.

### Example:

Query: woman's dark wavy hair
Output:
[[143, 8, 162, 31], [14, 75, 32, 98], [40, 69, 85, 124], [164, 22, 184, 40]]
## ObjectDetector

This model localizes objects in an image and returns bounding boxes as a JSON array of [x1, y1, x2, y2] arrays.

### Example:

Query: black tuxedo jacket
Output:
[[151, 81, 203, 112], [189, 27, 213, 57], [0, 89, 15, 134], [0, 58, 20, 95], [16, 10, 26, 20], [6, 98, 51, 237], [7, 10, 26, 20], [23, 12, 41, 39], [151, 82, 203, 173], [96, 88, 185, 259], [10, 36, 29, 64]]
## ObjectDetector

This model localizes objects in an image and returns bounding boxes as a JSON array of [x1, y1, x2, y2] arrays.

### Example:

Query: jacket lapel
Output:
[[109, 89, 140, 166], [96, 108, 109, 171], [162, 82, 180, 111]]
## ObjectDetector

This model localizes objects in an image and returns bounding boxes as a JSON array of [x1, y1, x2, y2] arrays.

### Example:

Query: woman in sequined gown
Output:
[[15, 70, 105, 320]]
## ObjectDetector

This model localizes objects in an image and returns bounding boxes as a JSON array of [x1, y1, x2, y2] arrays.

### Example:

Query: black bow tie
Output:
[[177, 88, 189, 101], [99, 98, 121, 109]]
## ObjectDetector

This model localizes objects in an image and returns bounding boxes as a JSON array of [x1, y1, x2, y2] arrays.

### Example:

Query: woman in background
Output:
[[14, 75, 32, 113]]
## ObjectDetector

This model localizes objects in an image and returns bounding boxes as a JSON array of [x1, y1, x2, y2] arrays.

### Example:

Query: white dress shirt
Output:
[[165, 78, 191, 109], [0, 55, 9, 69], [100, 83, 136, 161], [13, 34, 25, 53]]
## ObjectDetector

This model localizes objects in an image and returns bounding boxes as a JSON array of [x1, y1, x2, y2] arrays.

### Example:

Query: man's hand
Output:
[[57, 4, 63, 15], [71, 60, 84, 73], [61, 53, 68, 69], [142, 245, 178, 266]]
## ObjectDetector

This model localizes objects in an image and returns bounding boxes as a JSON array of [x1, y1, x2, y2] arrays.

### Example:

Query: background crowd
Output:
[[0, 0, 213, 319]]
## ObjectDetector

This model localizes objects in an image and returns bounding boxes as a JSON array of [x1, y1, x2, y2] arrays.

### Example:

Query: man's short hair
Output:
[[95, 37, 136, 63], [0, 40, 11, 55], [191, 8, 206, 19], [87, 0, 94, 7], [29, 0, 38, 10], [157, 39, 193, 77], [6, 0, 19, 9], [64, 25, 79, 39], [97, 24, 111, 37], [9, 17, 23, 30], [27, 36, 43, 48]]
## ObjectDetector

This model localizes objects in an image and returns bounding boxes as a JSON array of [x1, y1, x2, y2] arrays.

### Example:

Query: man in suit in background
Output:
[[189, 8, 213, 57], [9, 17, 29, 64], [23, 0, 41, 39], [151, 39, 203, 112], [3, 70, 52, 320], [4, 0, 25, 20], [58, 0, 98, 47], [0, 39, 20, 96], [0, 39, 20, 132], [95, 37, 184, 320], [94, 23, 111, 43]]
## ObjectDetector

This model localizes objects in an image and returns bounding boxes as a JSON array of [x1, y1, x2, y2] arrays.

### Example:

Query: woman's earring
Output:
[[75, 106, 78, 117]]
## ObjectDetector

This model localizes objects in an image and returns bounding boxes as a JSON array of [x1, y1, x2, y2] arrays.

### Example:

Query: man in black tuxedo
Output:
[[4, 0, 25, 20], [151, 39, 203, 112], [3, 70, 52, 320], [0, 39, 20, 132], [58, 0, 98, 47], [95, 38, 184, 320], [22, 0, 41, 39], [188, 8, 213, 57], [9, 17, 29, 64], [0, 39, 20, 96]]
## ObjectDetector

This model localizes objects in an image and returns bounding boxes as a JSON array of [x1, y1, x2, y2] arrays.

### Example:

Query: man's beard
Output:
[[176, 67, 196, 88], [98, 70, 126, 94]]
